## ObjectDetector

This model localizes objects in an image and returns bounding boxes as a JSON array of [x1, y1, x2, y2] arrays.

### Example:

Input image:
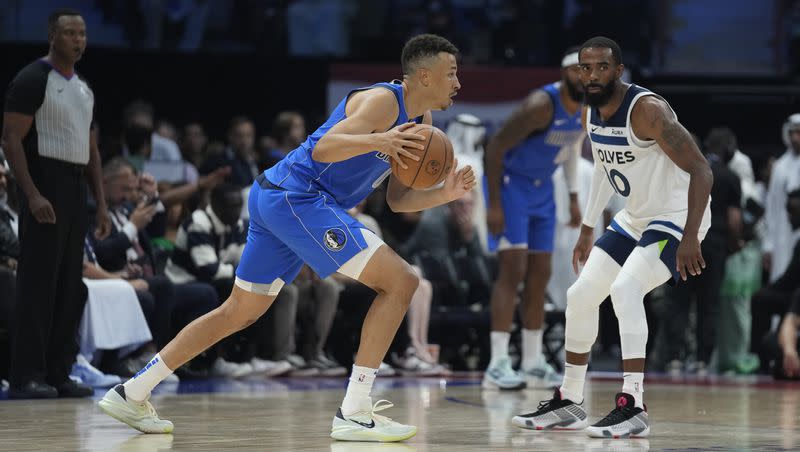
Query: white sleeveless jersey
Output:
[[586, 84, 710, 240]]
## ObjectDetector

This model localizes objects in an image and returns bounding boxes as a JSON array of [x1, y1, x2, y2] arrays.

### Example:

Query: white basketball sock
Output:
[[489, 331, 510, 366], [559, 363, 587, 404], [521, 328, 543, 370], [341, 365, 377, 416], [123, 354, 173, 402], [622, 372, 645, 408]]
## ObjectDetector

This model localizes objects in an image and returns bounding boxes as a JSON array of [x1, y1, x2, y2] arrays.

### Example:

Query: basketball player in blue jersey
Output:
[[482, 47, 585, 390], [512, 36, 712, 438], [99, 34, 475, 443]]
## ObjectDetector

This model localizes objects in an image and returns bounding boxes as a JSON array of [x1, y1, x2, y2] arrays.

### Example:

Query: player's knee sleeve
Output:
[[609, 270, 648, 359], [609, 245, 671, 360], [564, 249, 621, 354], [235, 276, 285, 296]]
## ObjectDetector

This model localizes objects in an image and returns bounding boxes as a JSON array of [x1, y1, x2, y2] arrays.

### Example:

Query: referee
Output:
[[1, 9, 111, 399]]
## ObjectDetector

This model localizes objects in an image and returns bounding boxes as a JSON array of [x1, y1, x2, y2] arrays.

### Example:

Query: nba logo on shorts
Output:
[[358, 373, 365, 382], [324, 228, 347, 252]]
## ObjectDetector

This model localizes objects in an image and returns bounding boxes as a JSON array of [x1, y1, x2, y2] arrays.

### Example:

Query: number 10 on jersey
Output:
[[603, 166, 631, 197]]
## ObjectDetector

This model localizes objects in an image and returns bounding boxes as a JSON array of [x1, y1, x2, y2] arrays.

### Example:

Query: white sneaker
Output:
[[98, 384, 174, 434], [393, 351, 442, 376], [377, 362, 397, 377], [308, 354, 347, 377], [211, 358, 254, 378], [482, 356, 526, 390], [520, 356, 562, 389], [250, 358, 292, 377], [162, 374, 180, 384], [71, 355, 122, 388], [331, 398, 417, 442], [286, 354, 320, 377]]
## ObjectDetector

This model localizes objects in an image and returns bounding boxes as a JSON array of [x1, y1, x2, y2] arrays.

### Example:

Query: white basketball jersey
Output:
[[586, 84, 710, 240]]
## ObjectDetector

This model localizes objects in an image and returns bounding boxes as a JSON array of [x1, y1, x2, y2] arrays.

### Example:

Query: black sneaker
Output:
[[586, 392, 649, 438], [55, 379, 94, 398], [511, 388, 588, 430], [8, 380, 58, 399]]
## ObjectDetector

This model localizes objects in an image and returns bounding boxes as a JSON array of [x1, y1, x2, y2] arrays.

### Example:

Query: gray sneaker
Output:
[[520, 356, 562, 389], [482, 356, 526, 390]]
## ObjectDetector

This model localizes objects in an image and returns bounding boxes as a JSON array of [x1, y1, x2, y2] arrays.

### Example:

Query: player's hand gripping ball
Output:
[[391, 123, 454, 189]]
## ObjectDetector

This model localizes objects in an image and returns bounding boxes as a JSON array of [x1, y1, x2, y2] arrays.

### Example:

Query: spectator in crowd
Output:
[[263, 111, 306, 170], [445, 114, 487, 250], [403, 189, 493, 308], [706, 127, 757, 206], [763, 114, 800, 282], [164, 183, 292, 377], [123, 114, 229, 209], [752, 189, 800, 372], [0, 160, 19, 382], [122, 100, 182, 162], [77, 234, 157, 388], [155, 120, 178, 143], [179, 122, 209, 171], [201, 116, 260, 187], [292, 265, 348, 376], [0, 162, 19, 271], [660, 134, 743, 374], [93, 158, 250, 378], [767, 291, 800, 379]]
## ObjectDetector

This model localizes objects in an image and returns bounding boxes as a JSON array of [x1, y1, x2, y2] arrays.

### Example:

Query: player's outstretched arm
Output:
[[631, 96, 713, 281], [386, 158, 476, 212], [485, 90, 553, 234], [313, 88, 426, 167]]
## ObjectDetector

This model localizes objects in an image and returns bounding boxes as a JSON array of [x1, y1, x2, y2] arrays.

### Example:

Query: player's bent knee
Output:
[[609, 270, 649, 359]]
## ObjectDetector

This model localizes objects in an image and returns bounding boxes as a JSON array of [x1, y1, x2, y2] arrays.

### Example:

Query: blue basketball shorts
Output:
[[235, 179, 383, 292], [484, 173, 556, 253]]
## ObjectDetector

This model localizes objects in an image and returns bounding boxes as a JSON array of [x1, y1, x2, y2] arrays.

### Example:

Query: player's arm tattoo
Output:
[[659, 116, 693, 153]]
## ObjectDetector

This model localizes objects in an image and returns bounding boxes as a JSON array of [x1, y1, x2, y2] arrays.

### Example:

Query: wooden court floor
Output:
[[1, 376, 798, 451]]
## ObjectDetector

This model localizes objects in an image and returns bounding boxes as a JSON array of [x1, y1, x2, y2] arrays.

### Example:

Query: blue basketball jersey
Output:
[[264, 81, 421, 209], [502, 82, 583, 181]]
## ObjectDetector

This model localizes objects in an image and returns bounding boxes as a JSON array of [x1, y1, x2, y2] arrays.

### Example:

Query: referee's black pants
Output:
[[10, 157, 88, 386]]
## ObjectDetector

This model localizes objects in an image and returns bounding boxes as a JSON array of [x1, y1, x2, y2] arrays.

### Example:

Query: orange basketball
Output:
[[391, 124, 454, 189]]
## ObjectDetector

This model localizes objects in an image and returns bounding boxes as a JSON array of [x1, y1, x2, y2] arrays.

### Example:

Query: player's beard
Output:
[[584, 80, 615, 107], [565, 79, 584, 103]]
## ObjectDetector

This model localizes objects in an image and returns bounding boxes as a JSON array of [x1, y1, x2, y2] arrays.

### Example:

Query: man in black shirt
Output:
[[661, 140, 743, 371], [1, 8, 111, 398], [752, 188, 800, 374]]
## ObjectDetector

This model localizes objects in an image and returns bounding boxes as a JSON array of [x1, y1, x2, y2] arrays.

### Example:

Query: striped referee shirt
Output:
[[3, 59, 94, 165]]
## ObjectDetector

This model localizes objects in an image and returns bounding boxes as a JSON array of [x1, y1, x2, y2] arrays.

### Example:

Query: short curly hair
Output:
[[580, 36, 622, 65], [401, 34, 459, 76]]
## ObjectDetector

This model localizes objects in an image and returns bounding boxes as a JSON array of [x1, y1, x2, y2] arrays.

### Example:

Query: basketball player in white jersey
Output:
[[511, 36, 712, 438]]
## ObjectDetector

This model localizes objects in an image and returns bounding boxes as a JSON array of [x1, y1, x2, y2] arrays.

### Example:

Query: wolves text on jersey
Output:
[[596, 148, 635, 165]]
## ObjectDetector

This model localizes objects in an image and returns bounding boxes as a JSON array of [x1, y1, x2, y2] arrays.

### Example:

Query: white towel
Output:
[[79, 279, 152, 361]]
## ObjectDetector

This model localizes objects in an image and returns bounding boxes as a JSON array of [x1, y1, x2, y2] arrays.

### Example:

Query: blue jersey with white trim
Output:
[[264, 81, 421, 209], [502, 82, 583, 180]]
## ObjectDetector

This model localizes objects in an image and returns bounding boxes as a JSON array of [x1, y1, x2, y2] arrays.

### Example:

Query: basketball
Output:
[[391, 124, 454, 189]]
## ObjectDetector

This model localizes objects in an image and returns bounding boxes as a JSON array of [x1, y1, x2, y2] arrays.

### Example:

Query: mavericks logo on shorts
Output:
[[324, 228, 347, 252]]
